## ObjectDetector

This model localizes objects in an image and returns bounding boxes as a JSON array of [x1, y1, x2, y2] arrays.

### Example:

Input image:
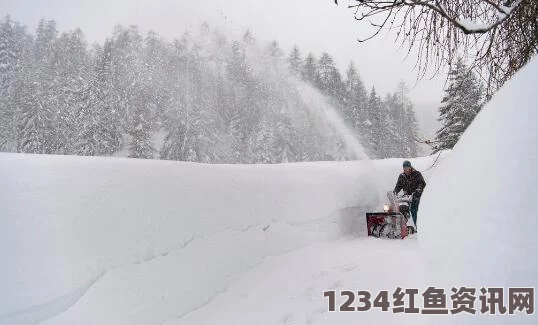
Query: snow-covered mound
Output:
[[420, 58, 538, 323], [0, 153, 442, 325]]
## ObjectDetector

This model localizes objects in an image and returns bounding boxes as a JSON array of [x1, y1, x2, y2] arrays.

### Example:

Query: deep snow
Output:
[[419, 57, 538, 324], [165, 238, 426, 325], [0, 152, 442, 325]]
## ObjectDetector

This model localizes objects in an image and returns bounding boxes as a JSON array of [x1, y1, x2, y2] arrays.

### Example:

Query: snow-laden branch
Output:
[[335, 0, 536, 95], [426, 0, 524, 34], [337, 0, 525, 34]]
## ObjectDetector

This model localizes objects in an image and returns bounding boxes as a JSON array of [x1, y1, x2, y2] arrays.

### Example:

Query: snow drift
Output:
[[0, 153, 442, 325], [420, 58, 538, 323]]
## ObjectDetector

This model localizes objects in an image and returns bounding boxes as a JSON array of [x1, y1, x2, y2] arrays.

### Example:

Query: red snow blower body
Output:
[[366, 191, 415, 239]]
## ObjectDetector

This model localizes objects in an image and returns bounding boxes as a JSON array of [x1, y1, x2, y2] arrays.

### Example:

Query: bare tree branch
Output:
[[334, 0, 536, 95]]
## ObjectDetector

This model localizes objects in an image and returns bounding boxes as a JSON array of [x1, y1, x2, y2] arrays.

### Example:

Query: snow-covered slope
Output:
[[420, 58, 538, 324], [0, 153, 442, 325]]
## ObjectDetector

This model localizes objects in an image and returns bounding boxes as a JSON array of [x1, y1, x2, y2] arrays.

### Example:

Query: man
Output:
[[393, 160, 426, 230]]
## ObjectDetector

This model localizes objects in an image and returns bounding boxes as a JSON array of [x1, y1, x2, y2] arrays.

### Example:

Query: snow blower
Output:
[[366, 191, 416, 239]]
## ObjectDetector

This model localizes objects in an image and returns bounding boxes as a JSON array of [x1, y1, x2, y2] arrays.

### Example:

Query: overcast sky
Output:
[[2, 0, 444, 136]]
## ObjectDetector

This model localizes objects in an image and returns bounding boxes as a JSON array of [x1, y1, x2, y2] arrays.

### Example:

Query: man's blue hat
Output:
[[403, 160, 412, 168]]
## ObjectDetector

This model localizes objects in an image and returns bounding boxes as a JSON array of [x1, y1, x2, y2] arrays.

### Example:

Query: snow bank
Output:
[[0, 152, 442, 324], [420, 58, 538, 323]]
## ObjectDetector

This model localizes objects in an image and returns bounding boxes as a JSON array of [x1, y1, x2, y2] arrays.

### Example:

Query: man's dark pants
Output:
[[410, 199, 420, 229]]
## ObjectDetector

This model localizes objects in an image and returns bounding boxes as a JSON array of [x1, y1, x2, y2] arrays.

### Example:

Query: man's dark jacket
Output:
[[393, 169, 426, 200]]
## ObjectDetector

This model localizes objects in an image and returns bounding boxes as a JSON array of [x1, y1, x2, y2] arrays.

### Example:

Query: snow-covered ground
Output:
[[0, 151, 443, 325], [164, 237, 426, 325], [2, 57, 537, 325]]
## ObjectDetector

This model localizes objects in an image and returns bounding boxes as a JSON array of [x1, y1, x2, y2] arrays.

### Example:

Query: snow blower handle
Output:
[[398, 194, 413, 203]]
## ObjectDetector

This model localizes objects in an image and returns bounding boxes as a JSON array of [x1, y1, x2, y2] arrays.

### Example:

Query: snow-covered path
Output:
[[167, 236, 425, 325]]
